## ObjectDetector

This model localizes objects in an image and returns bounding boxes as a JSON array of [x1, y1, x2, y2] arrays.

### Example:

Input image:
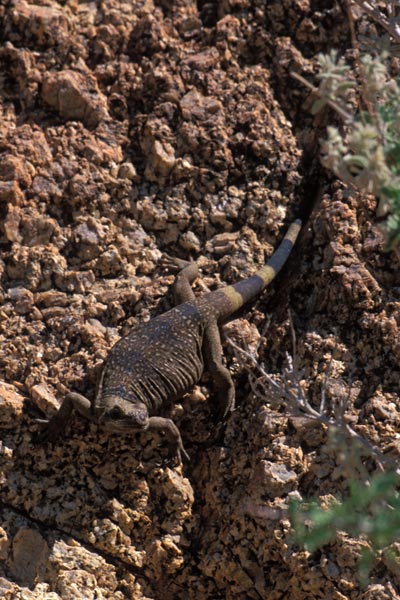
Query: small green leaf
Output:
[[311, 98, 328, 114]]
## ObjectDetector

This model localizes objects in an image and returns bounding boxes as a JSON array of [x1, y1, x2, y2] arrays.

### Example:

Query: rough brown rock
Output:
[[0, 1, 399, 599], [42, 69, 109, 128]]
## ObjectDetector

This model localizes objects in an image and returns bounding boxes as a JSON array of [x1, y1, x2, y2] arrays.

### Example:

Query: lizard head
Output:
[[99, 396, 149, 432]]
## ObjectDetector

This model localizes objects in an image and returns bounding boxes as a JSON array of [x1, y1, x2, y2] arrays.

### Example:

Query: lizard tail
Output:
[[213, 219, 302, 321]]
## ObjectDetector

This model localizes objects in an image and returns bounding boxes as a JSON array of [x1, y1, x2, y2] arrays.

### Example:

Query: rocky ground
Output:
[[1, 0, 400, 598]]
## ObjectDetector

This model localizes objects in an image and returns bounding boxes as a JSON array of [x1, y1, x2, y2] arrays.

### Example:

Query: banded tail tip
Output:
[[262, 218, 302, 277], [284, 219, 302, 243]]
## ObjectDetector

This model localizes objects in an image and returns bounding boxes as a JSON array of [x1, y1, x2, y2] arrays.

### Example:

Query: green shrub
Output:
[[309, 49, 400, 248], [289, 470, 400, 579]]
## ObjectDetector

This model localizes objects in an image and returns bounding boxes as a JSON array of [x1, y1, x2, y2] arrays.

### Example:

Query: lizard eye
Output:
[[109, 406, 123, 419]]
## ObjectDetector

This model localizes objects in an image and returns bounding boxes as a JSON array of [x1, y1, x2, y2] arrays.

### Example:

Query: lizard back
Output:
[[97, 301, 206, 414]]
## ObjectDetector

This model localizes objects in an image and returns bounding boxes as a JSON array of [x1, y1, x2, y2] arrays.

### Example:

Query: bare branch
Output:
[[290, 71, 354, 124], [352, 0, 400, 42], [226, 329, 400, 477]]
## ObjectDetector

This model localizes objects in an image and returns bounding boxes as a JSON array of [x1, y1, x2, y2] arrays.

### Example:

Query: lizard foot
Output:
[[159, 254, 192, 273], [32, 391, 89, 444], [148, 416, 190, 464], [212, 392, 235, 424], [33, 415, 66, 444]]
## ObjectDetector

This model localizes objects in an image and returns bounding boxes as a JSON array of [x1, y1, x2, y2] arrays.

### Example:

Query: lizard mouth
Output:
[[104, 418, 149, 433]]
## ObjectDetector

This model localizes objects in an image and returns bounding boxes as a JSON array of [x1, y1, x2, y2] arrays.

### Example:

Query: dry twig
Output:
[[227, 317, 400, 477], [352, 0, 400, 42]]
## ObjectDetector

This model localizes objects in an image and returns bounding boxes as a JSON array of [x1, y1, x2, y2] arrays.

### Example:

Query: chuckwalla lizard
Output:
[[37, 220, 301, 462]]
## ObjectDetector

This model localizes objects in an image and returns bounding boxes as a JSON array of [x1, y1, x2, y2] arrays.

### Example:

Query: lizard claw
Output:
[[33, 416, 65, 444], [31, 417, 53, 444], [212, 396, 235, 424], [166, 431, 190, 464], [176, 442, 190, 464]]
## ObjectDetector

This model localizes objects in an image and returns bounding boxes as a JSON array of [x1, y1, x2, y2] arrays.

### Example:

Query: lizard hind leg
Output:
[[202, 319, 235, 422], [161, 254, 199, 304]]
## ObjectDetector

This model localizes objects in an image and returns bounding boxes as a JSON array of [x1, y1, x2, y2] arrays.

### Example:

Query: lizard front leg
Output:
[[147, 416, 190, 463], [35, 392, 91, 443]]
